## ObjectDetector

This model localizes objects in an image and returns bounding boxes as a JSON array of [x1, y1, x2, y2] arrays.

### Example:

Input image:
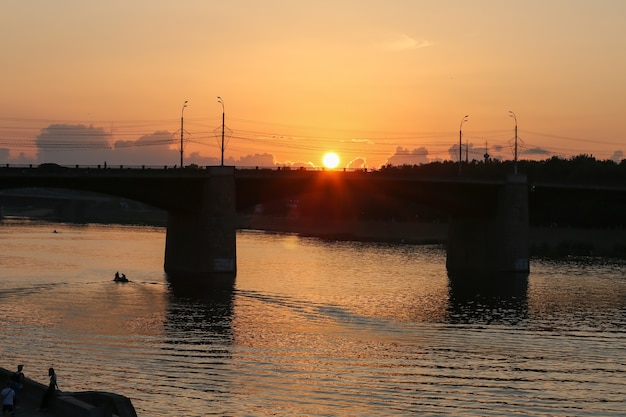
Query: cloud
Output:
[[35, 124, 113, 165], [112, 130, 178, 166], [2, 122, 284, 169], [378, 34, 432, 51], [27, 125, 188, 167], [235, 153, 276, 168], [609, 150, 623, 162], [0, 150, 35, 165], [12, 152, 35, 164], [347, 157, 367, 169], [521, 147, 551, 156], [343, 138, 374, 145], [448, 143, 489, 162], [282, 160, 316, 169], [187, 152, 221, 166], [386, 146, 429, 166], [188, 153, 278, 168]]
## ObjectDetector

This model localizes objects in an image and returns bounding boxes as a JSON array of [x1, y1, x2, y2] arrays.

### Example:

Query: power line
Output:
[[0, 117, 621, 161]]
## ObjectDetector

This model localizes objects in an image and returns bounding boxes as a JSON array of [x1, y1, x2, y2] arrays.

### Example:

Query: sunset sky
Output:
[[1, 0, 625, 169]]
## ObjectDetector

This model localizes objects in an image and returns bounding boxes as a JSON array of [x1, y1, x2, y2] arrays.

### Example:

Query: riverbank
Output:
[[529, 225, 625, 258], [244, 215, 448, 244], [243, 215, 626, 258], [2, 210, 623, 259]]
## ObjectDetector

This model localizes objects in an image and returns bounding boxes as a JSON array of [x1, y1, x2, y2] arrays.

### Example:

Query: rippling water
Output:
[[0, 221, 624, 416]]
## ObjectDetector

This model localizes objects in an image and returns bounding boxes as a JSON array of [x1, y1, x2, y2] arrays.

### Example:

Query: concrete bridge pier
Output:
[[446, 175, 529, 274], [164, 166, 237, 288]]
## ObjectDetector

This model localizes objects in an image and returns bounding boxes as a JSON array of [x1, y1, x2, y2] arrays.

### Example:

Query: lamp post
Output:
[[180, 100, 188, 168], [217, 96, 225, 166], [459, 115, 468, 175], [509, 110, 518, 174]]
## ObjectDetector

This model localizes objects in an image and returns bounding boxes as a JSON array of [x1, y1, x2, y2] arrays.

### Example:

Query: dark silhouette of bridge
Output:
[[0, 164, 237, 286], [0, 164, 533, 287]]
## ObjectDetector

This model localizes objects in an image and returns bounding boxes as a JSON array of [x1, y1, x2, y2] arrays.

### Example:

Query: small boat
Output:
[[114, 273, 128, 283]]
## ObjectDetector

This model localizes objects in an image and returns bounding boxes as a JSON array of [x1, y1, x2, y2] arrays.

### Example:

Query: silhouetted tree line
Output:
[[379, 154, 626, 185], [378, 154, 626, 230]]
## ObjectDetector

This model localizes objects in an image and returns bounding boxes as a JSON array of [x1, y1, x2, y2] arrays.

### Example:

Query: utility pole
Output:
[[509, 110, 518, 174], [459, 115, 468, 175], [465, 139, 469, 165], [180, 100, 188, 168], [218, 96, 225, 166]]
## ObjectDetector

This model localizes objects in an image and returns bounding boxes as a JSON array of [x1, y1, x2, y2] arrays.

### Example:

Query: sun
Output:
[[322, 152, 340, 169]]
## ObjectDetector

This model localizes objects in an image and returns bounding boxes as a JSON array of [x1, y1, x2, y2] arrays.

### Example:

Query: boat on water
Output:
[[113, 272, 128, 283]]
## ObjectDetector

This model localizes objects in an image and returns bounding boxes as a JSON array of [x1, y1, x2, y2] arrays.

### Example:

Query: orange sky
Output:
[[1, 1, 625, 168]]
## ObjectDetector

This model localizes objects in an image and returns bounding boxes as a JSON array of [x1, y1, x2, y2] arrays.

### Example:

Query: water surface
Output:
[[0, 221, 624, 416]]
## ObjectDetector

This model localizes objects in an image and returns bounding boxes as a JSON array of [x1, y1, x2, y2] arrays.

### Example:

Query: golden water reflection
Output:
[[1, 223, 625, 416]]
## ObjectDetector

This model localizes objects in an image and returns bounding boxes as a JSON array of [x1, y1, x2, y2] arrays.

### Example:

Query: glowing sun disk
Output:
[[322, 152, 340, 169]]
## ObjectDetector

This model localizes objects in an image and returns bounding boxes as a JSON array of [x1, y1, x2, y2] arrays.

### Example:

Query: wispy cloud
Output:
[[378, 34, 432, 51], [522, 147, 551, 156], [341, 138, 375, 145]]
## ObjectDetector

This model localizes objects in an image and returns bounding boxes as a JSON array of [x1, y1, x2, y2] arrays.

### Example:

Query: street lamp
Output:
[[509, 110, 518, 174], [459, 115, 468, 175], [217, 96, 225, 166], [180, 100, 188, 168]]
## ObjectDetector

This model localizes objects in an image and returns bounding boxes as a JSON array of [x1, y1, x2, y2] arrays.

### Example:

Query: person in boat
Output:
[[114, 272, 128, 282]]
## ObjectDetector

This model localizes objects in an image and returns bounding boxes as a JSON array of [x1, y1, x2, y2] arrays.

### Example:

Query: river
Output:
[[0, 220, 624, 416]]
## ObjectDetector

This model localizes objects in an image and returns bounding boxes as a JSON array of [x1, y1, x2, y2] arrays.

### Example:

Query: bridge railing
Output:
[[0, 163, 197, 170], [0, 163, 373, 173], [0, 163, 234, 178]]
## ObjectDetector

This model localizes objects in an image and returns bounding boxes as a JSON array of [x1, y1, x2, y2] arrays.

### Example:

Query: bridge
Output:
[[0, 164, 237, 287], [235, 168, 530, 274], [0, 164, 531, 287]]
